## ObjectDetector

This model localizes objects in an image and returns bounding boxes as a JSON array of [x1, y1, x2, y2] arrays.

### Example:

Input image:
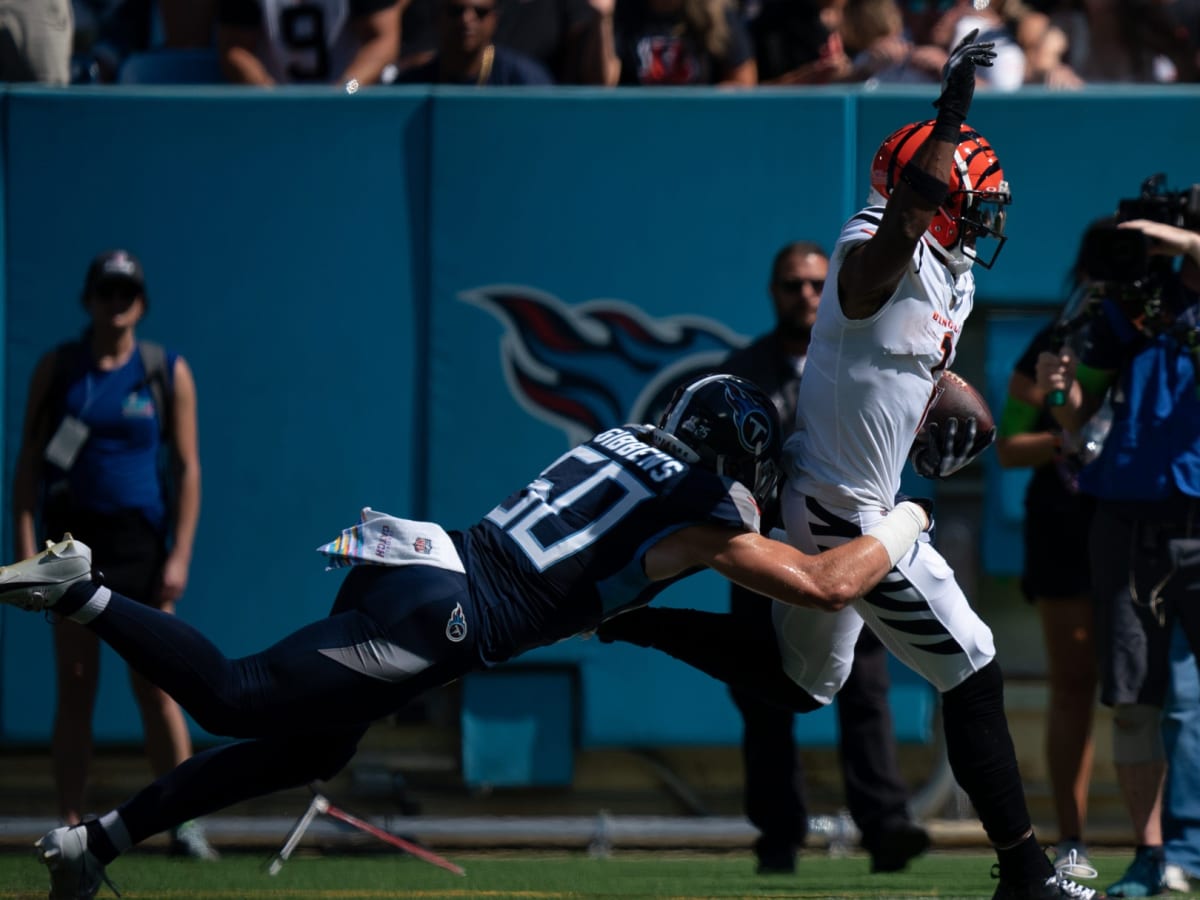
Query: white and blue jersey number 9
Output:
[[486, 446, 651, 571], [280, 3, 331, 81]]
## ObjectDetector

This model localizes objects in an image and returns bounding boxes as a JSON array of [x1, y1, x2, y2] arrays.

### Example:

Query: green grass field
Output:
[[0, 848, 1189, 900]]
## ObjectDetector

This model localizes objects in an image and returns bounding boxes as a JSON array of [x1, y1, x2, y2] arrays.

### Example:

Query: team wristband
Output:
[[900, 162, 950, 207]]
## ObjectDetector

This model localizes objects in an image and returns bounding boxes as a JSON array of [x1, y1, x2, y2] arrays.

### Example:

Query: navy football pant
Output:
[[61, 565, 481, 845]]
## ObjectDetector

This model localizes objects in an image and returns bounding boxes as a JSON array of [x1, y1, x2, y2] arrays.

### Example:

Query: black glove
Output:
[[909, 417, 995, 479], [932, 29, 997, 130]]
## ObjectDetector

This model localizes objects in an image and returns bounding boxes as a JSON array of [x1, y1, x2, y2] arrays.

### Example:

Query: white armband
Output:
[[864, 501, 926, 568]]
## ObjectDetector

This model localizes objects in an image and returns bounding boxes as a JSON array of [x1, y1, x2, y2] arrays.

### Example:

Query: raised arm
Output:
[[839, 31, 996, 319]]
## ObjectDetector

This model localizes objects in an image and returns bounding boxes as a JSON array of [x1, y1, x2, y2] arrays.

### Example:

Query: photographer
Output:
[[1038, 211, 1200, 897]]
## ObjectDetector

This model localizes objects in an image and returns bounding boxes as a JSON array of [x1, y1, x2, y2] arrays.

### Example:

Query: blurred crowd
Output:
[[1, 0, 1198, 88]]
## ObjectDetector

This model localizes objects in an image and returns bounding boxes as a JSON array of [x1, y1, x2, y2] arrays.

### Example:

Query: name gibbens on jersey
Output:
[[222, 0, 394, 83], [454, 425, 761, 664], [784, 207, 976, 510]]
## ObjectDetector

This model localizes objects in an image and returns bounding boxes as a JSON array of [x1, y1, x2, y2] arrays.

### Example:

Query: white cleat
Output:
[[35, 825, 119, 899], [0, 534, 92, 611]]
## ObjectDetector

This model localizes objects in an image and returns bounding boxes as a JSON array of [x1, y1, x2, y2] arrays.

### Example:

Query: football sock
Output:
[[941, 661, 1052, 879], [54, 581, 99, 618], [83, 816, 122, 866], [996, 832, 1052, 881]]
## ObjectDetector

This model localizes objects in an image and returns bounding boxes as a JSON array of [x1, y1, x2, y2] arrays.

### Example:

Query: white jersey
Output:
[[258, 0, 353, 83], [783, 206, 976, 510]]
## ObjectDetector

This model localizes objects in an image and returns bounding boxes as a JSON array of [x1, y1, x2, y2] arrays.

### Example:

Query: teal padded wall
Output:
[[2, 85, 1199, 748], [1, 87, 426, 741]]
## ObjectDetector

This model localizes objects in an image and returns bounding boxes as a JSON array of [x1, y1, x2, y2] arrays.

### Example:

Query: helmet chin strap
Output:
[[926, 235, 974, 276]]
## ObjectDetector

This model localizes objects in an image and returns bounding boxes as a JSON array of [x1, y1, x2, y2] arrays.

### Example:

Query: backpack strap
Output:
[[137, 340, 172, 442], [45, 339, 87, 436]]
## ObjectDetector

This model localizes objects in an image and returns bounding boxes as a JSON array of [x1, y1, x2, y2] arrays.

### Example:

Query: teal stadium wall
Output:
[[2, 85, 1199, 753]]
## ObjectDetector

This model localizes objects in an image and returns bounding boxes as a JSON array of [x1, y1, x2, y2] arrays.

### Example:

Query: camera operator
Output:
[[1038, 214, 1200, 897]]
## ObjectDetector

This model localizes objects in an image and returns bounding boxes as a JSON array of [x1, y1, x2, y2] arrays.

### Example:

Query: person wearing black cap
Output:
[[10, 249, 217, 861]]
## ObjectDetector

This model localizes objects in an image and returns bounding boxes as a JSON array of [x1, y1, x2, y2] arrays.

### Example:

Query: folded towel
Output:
[[317, 507, 465, 573]]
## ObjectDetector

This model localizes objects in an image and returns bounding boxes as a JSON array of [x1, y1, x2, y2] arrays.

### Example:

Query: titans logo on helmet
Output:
[[724, 380, 774, 452]]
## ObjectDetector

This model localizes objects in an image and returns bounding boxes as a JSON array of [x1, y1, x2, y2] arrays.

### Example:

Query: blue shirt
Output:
[[56, 345, 177, 528], [1078, 290, 1200, 503]]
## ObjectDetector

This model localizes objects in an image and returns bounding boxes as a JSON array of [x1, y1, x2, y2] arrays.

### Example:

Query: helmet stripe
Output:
[[886, 121, 929, 194], [659, 373, 727, 435]]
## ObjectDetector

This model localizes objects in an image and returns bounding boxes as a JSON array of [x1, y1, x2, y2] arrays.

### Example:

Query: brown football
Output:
[[921, 370, 996, 455]]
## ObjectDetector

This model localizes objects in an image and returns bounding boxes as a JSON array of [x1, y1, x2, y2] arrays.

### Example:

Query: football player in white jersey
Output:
[[765, 26, 1102, 899], [601, 30, 1103, 900]]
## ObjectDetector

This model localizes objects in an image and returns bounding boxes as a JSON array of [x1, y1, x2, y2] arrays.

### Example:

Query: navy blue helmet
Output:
[[654, 374, 783, 508]]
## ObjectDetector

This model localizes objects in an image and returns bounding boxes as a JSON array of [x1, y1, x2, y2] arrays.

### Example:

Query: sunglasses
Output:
[[93, 282, 140, 301], [446, 3, 495, 18], [776, 277, 825, 294]]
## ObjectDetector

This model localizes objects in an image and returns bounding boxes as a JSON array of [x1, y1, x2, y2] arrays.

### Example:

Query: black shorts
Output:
[[1090, 500, 1196, 708], [1020, 470, 1094, 602], [44, 503, 166, 604]]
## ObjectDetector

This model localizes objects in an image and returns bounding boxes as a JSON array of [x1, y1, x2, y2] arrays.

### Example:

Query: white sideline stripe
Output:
[[0, 815, 759, 840]]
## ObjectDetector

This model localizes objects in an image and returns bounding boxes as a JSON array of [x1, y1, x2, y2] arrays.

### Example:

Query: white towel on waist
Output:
[[317, 507, 465, 573]]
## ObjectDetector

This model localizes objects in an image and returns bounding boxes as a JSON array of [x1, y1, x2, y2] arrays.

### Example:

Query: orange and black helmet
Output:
[[870, 120, 1012, 268]]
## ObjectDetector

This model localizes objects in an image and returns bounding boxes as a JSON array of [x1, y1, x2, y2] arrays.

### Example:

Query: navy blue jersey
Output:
[[455, 425, 760, 662]]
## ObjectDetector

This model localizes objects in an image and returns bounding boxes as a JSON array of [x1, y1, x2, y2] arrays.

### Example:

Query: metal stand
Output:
[[267, 789, 465, 877]]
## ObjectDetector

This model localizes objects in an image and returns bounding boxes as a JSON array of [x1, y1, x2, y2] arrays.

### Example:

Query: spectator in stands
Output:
[[496, 0, 616, 82], [995, 274, 1104, 870], [11, 249, 216, 860], [398, 0, 616, 83], [0, 0, 73, 84], [71, 0, 216, 83], [1001, 2, 1082, 88], [1042, 0, 1198, 82], [216, 0, 401, 86], [0, 0, 72, 82], [834, 0, 942, 82], [928, 0, 1026, 89], [393, 0, 554, 84], [160, 0, 216, 47], [721, 241, 930, 876], [610, 0, 756, 86], [742, 0, 852, 85]]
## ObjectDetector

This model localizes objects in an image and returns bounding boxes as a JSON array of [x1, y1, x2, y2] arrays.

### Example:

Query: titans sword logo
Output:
[[462, 285, 748, 445]]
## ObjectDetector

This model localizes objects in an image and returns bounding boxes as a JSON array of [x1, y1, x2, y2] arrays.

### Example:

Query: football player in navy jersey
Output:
[[0, 373, 932, 900]]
